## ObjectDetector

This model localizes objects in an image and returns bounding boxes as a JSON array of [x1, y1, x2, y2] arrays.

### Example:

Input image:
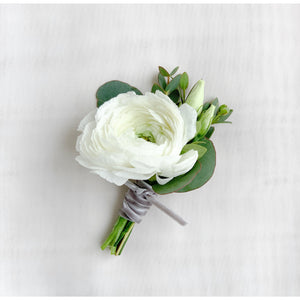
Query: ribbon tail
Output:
[[150, 197, 188, 226]]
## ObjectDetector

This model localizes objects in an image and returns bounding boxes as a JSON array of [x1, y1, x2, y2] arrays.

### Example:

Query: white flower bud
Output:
[[185, 80, 205, 115], [196, 105, 216, 136]]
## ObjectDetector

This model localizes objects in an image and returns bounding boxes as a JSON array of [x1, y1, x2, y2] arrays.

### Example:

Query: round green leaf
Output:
[[151, 83, 164, 94], [158, 66, 170, 77], [181, 142, 207, 159], [158, 73, 167, 89], [165, 74, 181, 94], [205, 126, 215, 139], [96, 80, 142, 107], [168, 89, 180, 104], [179, 72, 189, 90], [170, 66, 179, 76], [176, 138, 216, 193], [152, 161, 202, 195]]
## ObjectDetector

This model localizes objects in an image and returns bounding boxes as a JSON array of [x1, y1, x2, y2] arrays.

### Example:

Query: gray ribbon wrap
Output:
[[120, 180, 187, 226]]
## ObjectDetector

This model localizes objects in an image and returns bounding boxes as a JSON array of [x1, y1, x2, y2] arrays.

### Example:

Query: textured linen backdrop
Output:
[[0, 4, 299, 296]]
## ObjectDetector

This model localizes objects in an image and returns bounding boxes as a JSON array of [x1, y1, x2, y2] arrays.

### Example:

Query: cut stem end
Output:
[[101, 216, 135, 256]]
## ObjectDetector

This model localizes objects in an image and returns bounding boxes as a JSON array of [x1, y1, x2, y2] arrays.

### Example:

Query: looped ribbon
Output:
[[119, 180, 187, 226]]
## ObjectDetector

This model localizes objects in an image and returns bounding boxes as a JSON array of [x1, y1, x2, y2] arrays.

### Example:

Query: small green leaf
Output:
[[159, 66, 170, 77], [205, 126, 215, 139], [212, 109, 233, 124], [170, 66, 179, 76], [96, 80, 142, 107], [168, 89, 180, 104], [202, 102, 210, 112], [211, 98, 219, 116], [152, 161, 202, 195], [151, 83, 164, 94], [182, 142, 207, 159], [192, 133, 205, 142], [177, 139, 216, 193], [179, 72, 189, 90], [165, 74, 181, 94], [147, 175, 156, 183], [211, 98, 219, 107], [158, 73, 167, 89]]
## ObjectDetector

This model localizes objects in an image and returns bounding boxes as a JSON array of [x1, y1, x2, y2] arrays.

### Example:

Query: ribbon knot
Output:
[[120, 180, 187, 226]]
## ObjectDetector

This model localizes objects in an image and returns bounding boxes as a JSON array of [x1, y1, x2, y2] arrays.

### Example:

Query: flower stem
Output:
[[101, 216, 135, 255], [115, 222, 135, 255]]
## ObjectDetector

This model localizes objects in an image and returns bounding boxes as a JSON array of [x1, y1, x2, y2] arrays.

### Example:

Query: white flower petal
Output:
[[156, 174, 173, 185], [179, 103, 197, 142], [91, 169, 128, 186], [75, 134, 83, 152], [78, 109, 97, 132], [153, 90, 174, 103], [171, 149, 198, 177]]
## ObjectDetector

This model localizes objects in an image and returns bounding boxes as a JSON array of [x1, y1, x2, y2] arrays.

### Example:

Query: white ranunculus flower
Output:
[[76, 91, 198, 186]]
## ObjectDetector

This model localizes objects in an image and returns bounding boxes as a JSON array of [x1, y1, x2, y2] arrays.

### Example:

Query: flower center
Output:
[[136, 130, 156, 143]]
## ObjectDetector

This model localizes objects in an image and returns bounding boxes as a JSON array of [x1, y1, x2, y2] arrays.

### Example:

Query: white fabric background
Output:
[[0, 4, 299, 296]]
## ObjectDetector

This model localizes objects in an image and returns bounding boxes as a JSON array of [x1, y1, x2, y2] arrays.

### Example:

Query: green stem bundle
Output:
[[101, 216, 135, 256]]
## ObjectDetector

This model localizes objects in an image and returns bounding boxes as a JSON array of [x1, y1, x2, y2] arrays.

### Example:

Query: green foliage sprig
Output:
[[152, 66, 189, 104], [149, 66, 233, 194]]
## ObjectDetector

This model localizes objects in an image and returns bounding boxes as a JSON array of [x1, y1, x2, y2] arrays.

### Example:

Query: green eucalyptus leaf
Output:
[[165, 74, 181, 94], [179, 72, 189, 90], [212, 109, 233, 124], [170, 66, 179, 76], [205, 126, 215, 139], [211, 98, 219, 107], [159, 66, 170, 77], [158, 73, 167, 89], [168, 89, 180, 104], [152, 161, 202, 195], [202, 102, 210, 112], [177, 139, 216, 193], [211, 98, 219, 116], [192, 133, 204, 142], [96, 80, 142, 107], [182, 142, 207, 159], [151, 83, 164, 94]]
